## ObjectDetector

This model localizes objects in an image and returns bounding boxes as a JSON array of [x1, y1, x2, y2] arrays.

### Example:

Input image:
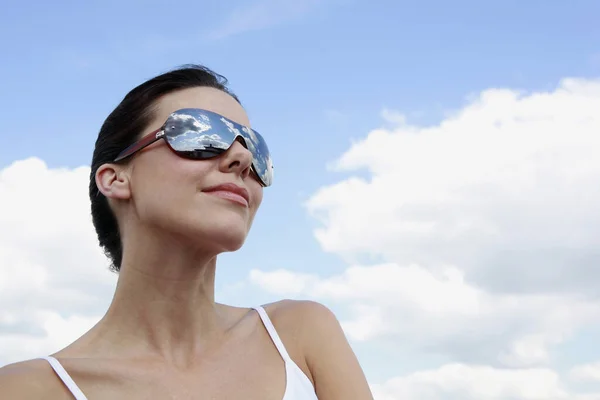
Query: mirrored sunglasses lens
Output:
[[165, 111, 234, 156]]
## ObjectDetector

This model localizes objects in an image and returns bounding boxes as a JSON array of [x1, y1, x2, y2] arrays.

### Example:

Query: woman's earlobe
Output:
[[96, 164, 131, 200]]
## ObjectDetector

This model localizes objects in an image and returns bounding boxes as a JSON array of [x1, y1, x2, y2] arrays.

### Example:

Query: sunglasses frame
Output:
[[114, 127, 166, 163]]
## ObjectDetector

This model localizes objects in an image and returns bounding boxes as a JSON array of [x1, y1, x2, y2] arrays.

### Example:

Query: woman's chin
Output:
[[191, 225, 250, 254]]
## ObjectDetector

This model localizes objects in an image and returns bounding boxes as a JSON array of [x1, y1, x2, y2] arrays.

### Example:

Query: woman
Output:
[[0, 65, 374, 399]]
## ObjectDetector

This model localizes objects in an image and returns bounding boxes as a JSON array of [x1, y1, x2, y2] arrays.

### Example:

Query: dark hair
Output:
[[89, 64, 240, 272]]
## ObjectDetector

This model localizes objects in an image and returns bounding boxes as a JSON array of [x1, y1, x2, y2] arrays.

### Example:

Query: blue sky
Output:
[[2, 0, 598, 277], [2, 1, 600, 398]]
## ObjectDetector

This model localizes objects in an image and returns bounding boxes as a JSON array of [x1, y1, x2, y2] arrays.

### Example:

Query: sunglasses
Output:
[[114, 108, 273, 187]]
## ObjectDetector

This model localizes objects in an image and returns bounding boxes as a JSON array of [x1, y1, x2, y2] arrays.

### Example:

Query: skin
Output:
[[0, 87, 374, 399]]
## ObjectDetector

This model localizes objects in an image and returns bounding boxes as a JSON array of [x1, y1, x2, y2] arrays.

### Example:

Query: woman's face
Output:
[[121, 87, 264, 252]]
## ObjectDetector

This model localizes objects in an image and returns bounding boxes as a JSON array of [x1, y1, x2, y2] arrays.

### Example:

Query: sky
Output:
[[1, 0, 600, 398]]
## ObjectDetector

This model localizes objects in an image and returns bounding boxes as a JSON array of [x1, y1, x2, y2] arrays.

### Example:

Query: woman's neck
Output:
[[90, 234, 231, 367]]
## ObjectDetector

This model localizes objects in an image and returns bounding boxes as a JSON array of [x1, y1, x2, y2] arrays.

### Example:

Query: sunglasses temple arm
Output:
[[114, 129, 163, 162]]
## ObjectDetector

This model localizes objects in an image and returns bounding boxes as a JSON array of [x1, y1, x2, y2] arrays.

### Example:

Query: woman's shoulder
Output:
[[261, 300, 346, 358], [262, 300, 374, 399], [0, 358, 69, 399], [262, 299, 340, 334], [259, 300, 341, 384]]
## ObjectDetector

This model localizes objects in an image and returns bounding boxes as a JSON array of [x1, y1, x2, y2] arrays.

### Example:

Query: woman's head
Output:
[[90, 65, 265, 272]]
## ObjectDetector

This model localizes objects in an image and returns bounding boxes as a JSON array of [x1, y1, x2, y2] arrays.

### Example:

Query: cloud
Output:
[[380, 108, 407, 126], [306, 78, 600, 295], [208, 0, 325, 40], [0, 158, 116, 365], [251, 264, 600, 367], [250, 77, 600, 398], [570, 362, 600, 382], [370, 364, 600, 400]]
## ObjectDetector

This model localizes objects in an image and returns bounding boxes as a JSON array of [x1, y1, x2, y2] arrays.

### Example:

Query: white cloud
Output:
[[250, 77, 600, 398], [306, 78, 600, 295], [370, 364, 600, 400], [249, 269, 317, 295], [250, 263, 600, 367], [0, 312, 101, 364], [0, 158, 116, 365], [380, 108, 407, 126], [208, 0, 325, 40], [570, 362, 600, 382]]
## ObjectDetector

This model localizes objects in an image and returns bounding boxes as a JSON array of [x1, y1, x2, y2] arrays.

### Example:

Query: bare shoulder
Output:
[[263, 299, 337, 330], [0, 359, 69, 399], [263, 300, 374, 399], [262, 299, 342, 351]]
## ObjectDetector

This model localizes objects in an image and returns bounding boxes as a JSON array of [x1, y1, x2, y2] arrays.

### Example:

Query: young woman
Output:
[[0, 65, 374, 399]]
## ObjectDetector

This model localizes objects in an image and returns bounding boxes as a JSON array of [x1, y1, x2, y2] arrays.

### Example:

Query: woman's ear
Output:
[[96, 163, 132, 200]]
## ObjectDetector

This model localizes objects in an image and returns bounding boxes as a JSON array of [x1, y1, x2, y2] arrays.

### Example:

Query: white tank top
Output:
[[41, 306, 318, 400]]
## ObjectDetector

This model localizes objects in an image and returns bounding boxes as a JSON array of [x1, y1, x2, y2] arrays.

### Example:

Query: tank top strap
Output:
[[41, 356, 88, 400], [253, 306, 292, 362]]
